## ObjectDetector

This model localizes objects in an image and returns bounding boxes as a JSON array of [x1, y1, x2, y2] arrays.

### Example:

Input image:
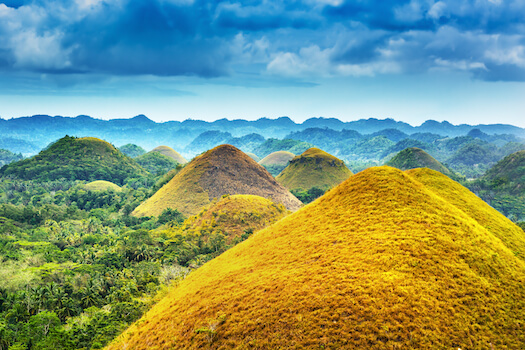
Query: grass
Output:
[[276, 147, 352, 190], [151, 146, 187, 164], [84, 180, 122, 192], [258, 151, 295, 166], [108, 166, 525, 349], [133, 145, 302, 217]]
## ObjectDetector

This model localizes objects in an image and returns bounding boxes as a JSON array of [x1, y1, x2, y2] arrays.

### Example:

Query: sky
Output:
[[0, 0, 524, 127]]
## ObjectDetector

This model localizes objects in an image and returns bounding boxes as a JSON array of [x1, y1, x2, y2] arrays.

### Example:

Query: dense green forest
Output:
[[0, 170, 257, 349]]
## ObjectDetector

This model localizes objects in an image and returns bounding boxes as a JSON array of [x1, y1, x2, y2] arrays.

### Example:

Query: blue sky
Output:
[[0, 0, 524, 127]]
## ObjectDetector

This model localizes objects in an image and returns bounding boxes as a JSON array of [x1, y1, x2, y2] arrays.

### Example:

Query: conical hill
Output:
[[151, 145, 187, 164], [84, 180, 122, 192], [174, 194, 289, 245], [132, 145, 302, 217], [109, 166, 525, 349], [258, 151, 295, 176], [482, 150, 525, 193], [0, 136, 147, 184], [387, 147, 457, 178], [276, 147, 352, 190]]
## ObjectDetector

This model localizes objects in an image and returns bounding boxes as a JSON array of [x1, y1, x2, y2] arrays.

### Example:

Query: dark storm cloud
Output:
[[0, 0, 524, 81]]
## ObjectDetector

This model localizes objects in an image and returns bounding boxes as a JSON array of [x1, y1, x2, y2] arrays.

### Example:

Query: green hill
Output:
[[0, 136, 147, 185], [132, 145, 302, 217], [135, 151, 182, 175], [276, 147, 352, 191], [118, 144, 146, 158], [469, 150, 525, 220], [258, 151, 295, 176], [108, 166, 525, 349], [151, 146, 187, 164], [386, 147, 458, 179], [0, 149, 23, 167], [253, 138, 314, 158]]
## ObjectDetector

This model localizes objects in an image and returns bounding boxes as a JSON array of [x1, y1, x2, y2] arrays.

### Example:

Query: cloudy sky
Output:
[[0, 0, 524, 126]]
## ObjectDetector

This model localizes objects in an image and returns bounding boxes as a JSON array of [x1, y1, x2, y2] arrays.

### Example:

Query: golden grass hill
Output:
[[276, 147, 352, 191], [132, 144, 302, 217], [108, 166, 525, 349]]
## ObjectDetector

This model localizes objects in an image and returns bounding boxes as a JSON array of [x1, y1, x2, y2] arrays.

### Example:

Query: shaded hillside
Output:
[[386, 148, 458, 179], [469, 150, 525, 220], [0, 149, 23, 167], [0, 136, 147, 185], [118, 144, 146, 158], [84, 180, 122, 192], [258, 151, 295, 176], [276, 148, 352, 191], [109, 166, 525, 349], [135, 152, 182, 175], [132, 145, 301, 217], [150, 146, 187, 164]]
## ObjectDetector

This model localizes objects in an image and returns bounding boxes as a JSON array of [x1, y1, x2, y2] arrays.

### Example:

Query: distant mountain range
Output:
[[1, 114, 524, 158]]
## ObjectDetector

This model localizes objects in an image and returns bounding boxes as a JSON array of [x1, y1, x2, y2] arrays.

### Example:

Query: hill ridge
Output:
[[110, 165, 525, 349]]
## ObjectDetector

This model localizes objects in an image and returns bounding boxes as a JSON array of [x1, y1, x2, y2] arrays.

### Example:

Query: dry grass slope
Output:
[[151, 145, 187, 164], [276, 147, 352, 190], [109, 166, 525, 349], [84, 180, 122, 192], [132, 145, 301, 217], [169, 194, 289, 244]]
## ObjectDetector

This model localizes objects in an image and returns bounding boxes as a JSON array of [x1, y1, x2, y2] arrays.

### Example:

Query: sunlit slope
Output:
[[109, 166, 525, 349], [482, 150, 525, 193], [276, 147, 352, 190], [84, 180, 122, 192], [132, 144, 301, 217], [151, 145, 187, 164], [387, 147, 456, 178], [175, 194, 289, 244], [407, 167, 525, 261]]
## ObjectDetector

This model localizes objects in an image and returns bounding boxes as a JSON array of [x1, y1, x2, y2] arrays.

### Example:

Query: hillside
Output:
[[171, 194, 289, 247], [135, 151, 182, 175], [386, 147, 457, 179], [253, 138, 313, 158], [132, 145, 302, 217], [469, 150, 525, 220], [150, 146, 187, 164], [0, 136, 147, 185], [258, 151, 295, 176], [108, 166, 525, 349], [118, 144, 146, 158], [276, 148, 352, 191], [84, 180, 122, 192], [0, 149, 23, 167]]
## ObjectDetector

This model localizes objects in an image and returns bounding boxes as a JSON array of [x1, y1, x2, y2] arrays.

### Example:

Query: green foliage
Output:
[[118, 144, 146, 158], [135, 152, 181, 175], [253, 138, 314, 158], [0, 149, 23, 167], [291, 187, 325, 204], [0, 136, 147, 185]]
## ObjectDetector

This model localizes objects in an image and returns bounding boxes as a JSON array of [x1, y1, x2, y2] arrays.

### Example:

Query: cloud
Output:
[[0, 0, 524, 83]]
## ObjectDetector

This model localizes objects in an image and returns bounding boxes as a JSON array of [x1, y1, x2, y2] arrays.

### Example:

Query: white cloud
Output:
[[12, 30, 73, 70]]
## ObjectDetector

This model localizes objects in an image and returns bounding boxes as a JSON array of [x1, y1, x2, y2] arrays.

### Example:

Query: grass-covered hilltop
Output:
[[386, 147, 459, 179], [150, 146, 187, 164], [108, 166, 525, 349], [258, 150, 295, 176], [0, 136, 147, 185], [276, 147, 352, 191], [132, 144, 302, 217]]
